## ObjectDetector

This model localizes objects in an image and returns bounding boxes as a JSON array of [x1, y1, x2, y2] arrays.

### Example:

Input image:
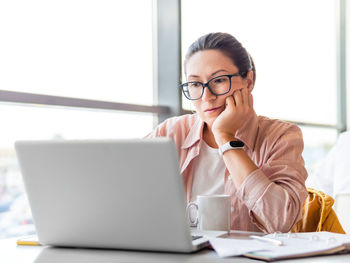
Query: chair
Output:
[[290, 188, 345, 233]]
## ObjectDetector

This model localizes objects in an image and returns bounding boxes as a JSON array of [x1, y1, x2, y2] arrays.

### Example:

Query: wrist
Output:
[[218, 140, 245, 155]]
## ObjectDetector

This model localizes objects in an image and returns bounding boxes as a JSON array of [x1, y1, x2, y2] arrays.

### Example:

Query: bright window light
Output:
[[181, 0, 337, 125], [0, 0, 153, 105]]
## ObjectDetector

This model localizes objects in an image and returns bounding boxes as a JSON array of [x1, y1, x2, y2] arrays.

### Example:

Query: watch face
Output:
[[229, 141, 244, 148]]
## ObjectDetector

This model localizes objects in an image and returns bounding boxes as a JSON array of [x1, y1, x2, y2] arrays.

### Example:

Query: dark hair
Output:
[[185, 32, 256, 86]]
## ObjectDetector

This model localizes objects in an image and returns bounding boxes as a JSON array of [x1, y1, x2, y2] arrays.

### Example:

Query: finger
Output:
[[241, 87, 249, 105], [225, 95, 235, 109], [233, 89, 243, 106], [248, 92, 253, 107]]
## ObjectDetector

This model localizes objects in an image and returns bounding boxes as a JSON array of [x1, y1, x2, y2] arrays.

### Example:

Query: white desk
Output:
[[2, 237, 350, 263]]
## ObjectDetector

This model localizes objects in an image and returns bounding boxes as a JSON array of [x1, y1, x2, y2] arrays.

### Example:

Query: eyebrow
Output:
[[188, 69, 229, 80], [210, 69, 229, 77]]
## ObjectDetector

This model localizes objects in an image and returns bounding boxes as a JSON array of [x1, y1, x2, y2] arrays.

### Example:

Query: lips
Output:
[[204, 105, 223, 113]]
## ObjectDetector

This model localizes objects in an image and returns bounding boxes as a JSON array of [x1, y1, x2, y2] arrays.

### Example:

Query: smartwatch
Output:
[[218, 140, 245, 155]]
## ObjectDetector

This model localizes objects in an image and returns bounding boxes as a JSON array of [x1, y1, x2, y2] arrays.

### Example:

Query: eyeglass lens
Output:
[[185, 75, 230, 100]]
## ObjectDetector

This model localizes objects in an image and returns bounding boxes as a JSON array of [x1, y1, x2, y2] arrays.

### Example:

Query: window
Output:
[[0, 0, 154, 239], [0, 0, 153, 105]]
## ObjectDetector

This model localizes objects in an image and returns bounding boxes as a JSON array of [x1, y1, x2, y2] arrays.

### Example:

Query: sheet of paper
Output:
[[208, 237, 275, 257], [271, 231, 350, 245], [210, 232, 349, 259], [254, 238, 341, 258], [248, 232, 345, 259]]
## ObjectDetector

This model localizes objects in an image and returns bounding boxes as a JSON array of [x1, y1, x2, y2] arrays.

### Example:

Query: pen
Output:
[[249, 235, 284, 246]]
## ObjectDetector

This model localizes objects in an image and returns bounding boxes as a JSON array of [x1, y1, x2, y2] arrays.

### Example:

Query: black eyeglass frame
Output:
[[179, 73, 242, 101]]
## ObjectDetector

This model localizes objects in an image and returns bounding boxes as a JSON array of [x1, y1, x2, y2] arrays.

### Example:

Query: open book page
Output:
[[245, 232, 348, 261], [210, 232, 350, 260], [209, 237, 276, 257], [294, 232, 350, 249]]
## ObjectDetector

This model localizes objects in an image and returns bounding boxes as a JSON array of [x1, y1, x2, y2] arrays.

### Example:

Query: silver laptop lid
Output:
[[15, 138, 194, 252]]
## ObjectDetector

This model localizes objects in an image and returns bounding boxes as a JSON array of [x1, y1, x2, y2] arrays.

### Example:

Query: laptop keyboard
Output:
[[191, 235, 203, 241]]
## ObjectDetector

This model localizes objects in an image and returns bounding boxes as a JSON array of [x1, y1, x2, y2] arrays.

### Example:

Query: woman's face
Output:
[[185, 49, 252, 128]]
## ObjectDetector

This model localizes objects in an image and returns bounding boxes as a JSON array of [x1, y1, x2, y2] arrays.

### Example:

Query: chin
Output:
[[200, 116, 216, 127]]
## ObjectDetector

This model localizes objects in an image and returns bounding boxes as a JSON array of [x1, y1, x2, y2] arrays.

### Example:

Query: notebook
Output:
[[15, 138, 224, 252], [209, 231, 350, 261], [245, 232, 350, 261]]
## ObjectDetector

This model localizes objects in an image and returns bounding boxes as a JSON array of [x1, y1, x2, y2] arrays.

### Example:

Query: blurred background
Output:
[[0, 0, 349, 238]]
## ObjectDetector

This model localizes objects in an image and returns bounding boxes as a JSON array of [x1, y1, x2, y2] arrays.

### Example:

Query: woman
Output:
[[148, 32, 308, 233]]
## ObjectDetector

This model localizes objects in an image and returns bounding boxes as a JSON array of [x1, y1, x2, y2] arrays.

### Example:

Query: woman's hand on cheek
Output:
[[212, 87, 256, 145]]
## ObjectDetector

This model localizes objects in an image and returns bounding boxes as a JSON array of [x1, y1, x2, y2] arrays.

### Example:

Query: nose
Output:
[[201, 85, 216, 102]]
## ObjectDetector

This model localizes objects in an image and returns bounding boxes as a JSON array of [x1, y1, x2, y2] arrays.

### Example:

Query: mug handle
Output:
[[186, 202, 199, 227]]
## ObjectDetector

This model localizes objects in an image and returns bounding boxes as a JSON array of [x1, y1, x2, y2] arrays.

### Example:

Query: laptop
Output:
[[15, 138, 224, 252]]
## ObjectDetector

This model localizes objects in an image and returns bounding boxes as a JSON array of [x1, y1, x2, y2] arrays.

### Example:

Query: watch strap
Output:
[[218, 140, 244, 155]]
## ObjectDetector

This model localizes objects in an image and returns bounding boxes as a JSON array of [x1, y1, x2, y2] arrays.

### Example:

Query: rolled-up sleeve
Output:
[[236, 125, 308, 233]]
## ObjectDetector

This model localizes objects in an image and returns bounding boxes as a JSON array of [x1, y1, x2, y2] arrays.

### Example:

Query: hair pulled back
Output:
[[185, 32, 256, 86]]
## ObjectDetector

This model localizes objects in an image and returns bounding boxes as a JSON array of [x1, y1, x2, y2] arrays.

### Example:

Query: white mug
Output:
[[187, 194, 231, 232]]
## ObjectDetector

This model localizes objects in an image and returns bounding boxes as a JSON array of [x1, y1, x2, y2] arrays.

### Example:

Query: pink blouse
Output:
[[147, 113, 308, 233]]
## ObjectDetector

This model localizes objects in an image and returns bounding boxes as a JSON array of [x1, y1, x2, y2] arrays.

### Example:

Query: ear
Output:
[[245, 70, 254, 92]]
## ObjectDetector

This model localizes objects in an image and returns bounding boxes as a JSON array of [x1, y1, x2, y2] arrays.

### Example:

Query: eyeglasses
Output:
[[179, 73, 241, 100]]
